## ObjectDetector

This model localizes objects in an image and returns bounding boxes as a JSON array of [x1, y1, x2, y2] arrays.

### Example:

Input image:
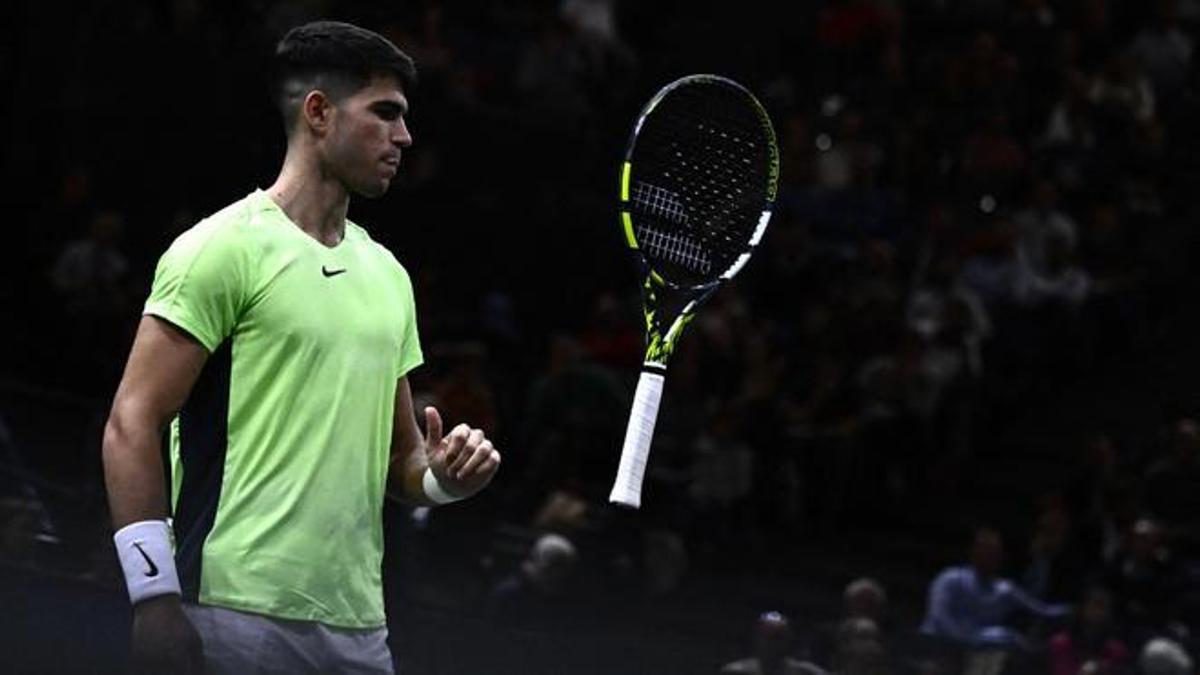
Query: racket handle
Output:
[[609, 371, 666, 509]]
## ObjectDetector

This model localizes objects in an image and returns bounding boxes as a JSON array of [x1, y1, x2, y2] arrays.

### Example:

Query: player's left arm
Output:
[[387, 376, 501, 505]]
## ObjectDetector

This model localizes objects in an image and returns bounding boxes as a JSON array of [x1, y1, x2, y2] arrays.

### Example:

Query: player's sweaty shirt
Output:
[[146, 190, 422, 628]]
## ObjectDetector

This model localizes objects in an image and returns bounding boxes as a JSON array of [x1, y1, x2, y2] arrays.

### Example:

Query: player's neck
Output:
[[267, 153, 350, 248]]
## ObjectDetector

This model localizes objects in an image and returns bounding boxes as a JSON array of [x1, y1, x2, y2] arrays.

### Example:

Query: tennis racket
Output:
[[608, 74, 780, 509]]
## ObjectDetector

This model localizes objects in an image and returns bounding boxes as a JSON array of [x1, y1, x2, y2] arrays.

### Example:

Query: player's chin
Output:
[[351, 176, 393, 199]]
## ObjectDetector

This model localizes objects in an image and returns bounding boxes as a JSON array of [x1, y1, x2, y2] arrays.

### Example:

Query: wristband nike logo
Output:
[[132, 542, 159, 577], [322, 266, 347, 277]]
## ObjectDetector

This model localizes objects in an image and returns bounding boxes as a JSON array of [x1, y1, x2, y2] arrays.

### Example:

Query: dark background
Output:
[[2, 0, 1200, 673]]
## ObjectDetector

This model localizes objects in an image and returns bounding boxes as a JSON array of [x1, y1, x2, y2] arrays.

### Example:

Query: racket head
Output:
[[619, 75, 780, 291]]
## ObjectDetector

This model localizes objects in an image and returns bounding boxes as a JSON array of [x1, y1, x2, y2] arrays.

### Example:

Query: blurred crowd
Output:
[[3, 0, 1200, 672]]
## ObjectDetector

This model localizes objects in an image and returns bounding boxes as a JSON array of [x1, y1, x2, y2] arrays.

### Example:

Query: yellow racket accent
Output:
[[622, 211, 638, 249]]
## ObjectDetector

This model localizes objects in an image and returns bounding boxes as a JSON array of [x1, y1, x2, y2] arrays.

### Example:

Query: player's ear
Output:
[[301, 90, 335, 136]]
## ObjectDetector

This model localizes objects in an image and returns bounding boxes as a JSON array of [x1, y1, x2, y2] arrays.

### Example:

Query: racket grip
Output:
[[609, 371, 666, 509]]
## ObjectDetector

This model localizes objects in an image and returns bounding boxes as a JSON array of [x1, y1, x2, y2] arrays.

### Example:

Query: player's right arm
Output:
[[103, 315, 207, 526], [103, 315, 208, 675]]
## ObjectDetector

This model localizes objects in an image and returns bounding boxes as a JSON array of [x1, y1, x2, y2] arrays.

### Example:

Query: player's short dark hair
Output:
[[274, 21, 416, 132]]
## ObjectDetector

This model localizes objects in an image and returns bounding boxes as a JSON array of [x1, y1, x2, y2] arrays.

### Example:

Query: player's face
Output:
[[326, 76, 412, 198]]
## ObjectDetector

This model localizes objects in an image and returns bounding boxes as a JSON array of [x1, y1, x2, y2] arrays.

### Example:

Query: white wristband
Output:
[[113, 520, 181, 605], [422, 467, 464, 505]]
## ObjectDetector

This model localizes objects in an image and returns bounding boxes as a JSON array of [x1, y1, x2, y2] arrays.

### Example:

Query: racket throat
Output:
[[640, 278, 710, 367]]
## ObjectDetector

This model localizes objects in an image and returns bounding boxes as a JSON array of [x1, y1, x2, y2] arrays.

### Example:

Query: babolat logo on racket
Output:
[[636, 225, 711, 275], [631, 182, 689, 225]]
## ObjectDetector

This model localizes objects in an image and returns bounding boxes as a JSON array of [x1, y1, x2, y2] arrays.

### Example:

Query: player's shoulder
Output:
[[345, 219, 411, 278], [169, 191, 266, 253]]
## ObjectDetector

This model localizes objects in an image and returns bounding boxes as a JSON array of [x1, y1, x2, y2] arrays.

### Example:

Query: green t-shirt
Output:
[[145, 189, 422, 628]]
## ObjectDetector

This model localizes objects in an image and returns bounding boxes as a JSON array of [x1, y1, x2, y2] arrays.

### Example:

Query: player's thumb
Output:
[[424, 406, 443, 446]]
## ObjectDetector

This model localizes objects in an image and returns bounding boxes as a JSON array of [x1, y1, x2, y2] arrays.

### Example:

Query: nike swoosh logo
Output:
[[322, 266, 347, 278], [132, 542, 159, 577]]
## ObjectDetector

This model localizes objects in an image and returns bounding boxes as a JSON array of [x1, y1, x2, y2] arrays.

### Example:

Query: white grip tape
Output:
[[609, 371, 666, 508], [113, 519, 181, 605]]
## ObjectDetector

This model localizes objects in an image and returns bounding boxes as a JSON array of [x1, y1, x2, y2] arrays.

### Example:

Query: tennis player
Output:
[[101, 21, 500, 674]]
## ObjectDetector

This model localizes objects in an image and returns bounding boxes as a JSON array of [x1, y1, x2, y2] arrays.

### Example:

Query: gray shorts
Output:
[[183, 604, 394, 675]]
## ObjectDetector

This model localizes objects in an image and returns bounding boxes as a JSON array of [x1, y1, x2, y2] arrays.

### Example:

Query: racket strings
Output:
[[639, 98, 767, 265], [626, 78, 777, 287]]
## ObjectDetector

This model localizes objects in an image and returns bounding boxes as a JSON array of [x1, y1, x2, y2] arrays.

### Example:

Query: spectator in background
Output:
[[490, 533, 579, 627], [811, 578, 891, 668], [960, 214, 1020, 309], [722, 611, 825, 675], [1079, 201, 1139, 298], [49, 209, 135, 387], [1012, 177, 1092, 312], [1047, 587, 1130, 675], [778, 347, 860, 531], [814, 108, 884, 196], [1096, 477, 1143, 565], [1142, 418, 1200, 553], [843, 239, 903, 358], [868, 249, 987, 496], [839, 581, 893, 675], [50, 209, 131, 315], [577, 293, 642, 371], [844, 577, 888, 624], [1013, 224, 1091, 309], [952, 31, 1020, 112], [695, 288, 755, 397], [1039, 68, 1098, 193], [688, 408, 755, 556], [559, 0, 635, 80], [857, 332, 944, 508], [1007, 0, 1060, 77], [1129, 0, 1194, 102], [561, 0, 619, 46], [515, 10, 592, 124], [520, 334, 627, 508], [1103, 518, 1177, 637], [1089, 51, 1156, 128], [921, 527, 1070, 650], [1020, 502, 1082, 603], [1013, 178, 1079, 279], [961, 110, 1027, 198], [1139, 638, 1194, 675], [430, 340, 500, 437], [830, 617, 890, 675], [907, 252, 992, 378], [1063, 433, 1129, 562], [643, 529, 690, 598]]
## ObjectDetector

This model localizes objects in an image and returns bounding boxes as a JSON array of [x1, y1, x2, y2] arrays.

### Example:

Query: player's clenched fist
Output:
[[423, 406, 500, 500], [131, 596, 204, 675]]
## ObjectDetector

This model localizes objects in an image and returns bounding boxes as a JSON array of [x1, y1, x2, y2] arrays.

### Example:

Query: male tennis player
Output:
[[101, 21, 500, 674]]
